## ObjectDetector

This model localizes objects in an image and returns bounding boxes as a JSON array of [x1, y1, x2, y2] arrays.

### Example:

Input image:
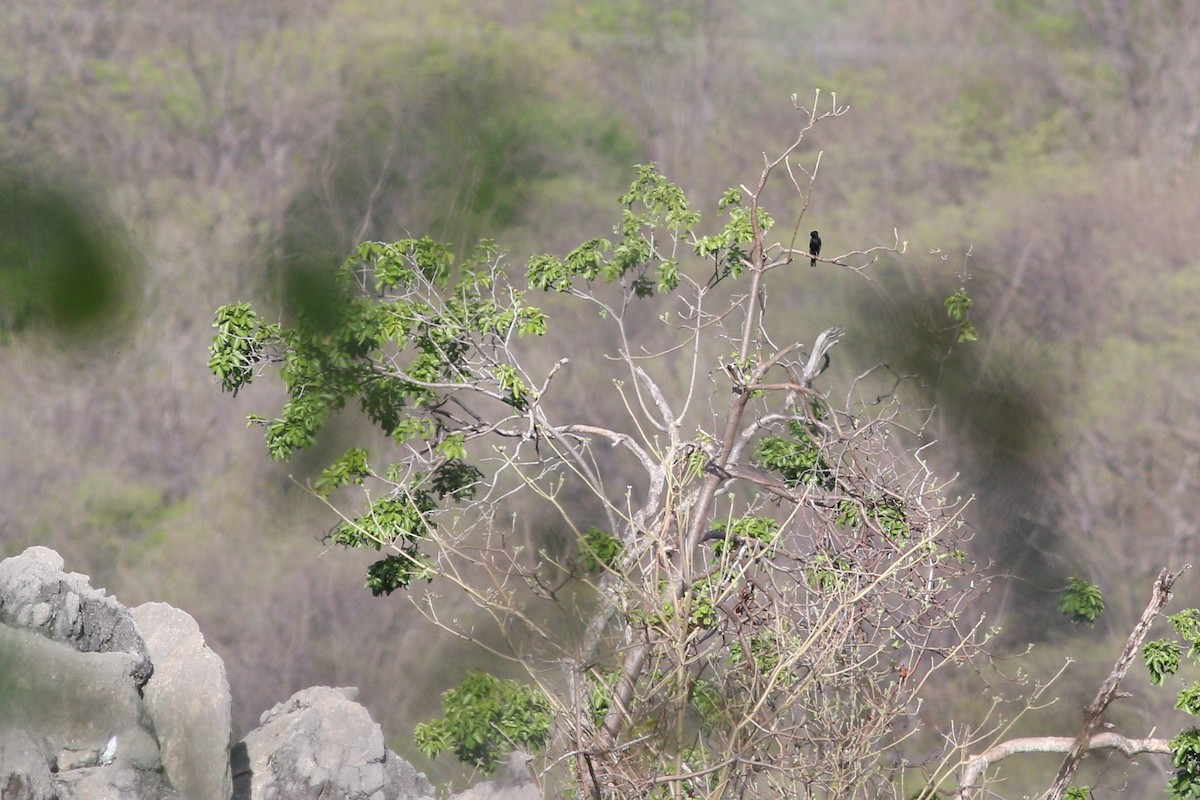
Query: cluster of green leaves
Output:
[[1142, 609, 1200, 797], [527, 164, 699, 297], [210, 238, 548, 592], [414, 671, 552, 774], [214, 237, 547, 455], [944, 287, 978, 343], [806, 553, 852, 592], [706, 515, 780, 556], [688, 583, 720, 630], [756, 420, 835, 490], [1144, 609, 1200, 687], [525, 164, 771, 301], [688, 516, 780, 629], [693, 187, 772, 282], [330, 492, 439, 596], [688, 679, 723, 730], [836, 497, 911, 541], [312, 447, 371, 497], [1146, 640, 1183, 687], [1172, 729, 1200, 799], [728, 632, 784, 676], [208, 303, 277, 396], [585, 669, 618, 728], [756, 410, 922, 602], [628, 517, 779, 633], [645, 746, 718, 800], [586, 668, 724, 743], [1058, 576, 1104, 625], [1172, 609, 1200, 653], [578, 526, 623, 573]]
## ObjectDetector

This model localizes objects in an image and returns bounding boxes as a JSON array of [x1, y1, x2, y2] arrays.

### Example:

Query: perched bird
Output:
[[809, 231, 822, 267]]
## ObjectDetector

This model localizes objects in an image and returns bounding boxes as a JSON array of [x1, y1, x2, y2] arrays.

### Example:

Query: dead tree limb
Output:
[[955, 567, 1185, 800], [1045, 567, 1183, 800], [959, 733, 1170, 796]]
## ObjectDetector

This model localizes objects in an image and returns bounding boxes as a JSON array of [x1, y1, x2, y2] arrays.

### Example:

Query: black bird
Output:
[[809, 231, 822, 267]]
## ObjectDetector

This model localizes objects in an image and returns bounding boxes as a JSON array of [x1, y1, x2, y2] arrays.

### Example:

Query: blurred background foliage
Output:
[[2, 0, 1200, 794]]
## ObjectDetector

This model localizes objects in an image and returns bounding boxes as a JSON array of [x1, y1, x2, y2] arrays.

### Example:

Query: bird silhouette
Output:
[[809, 231, 822, 267]]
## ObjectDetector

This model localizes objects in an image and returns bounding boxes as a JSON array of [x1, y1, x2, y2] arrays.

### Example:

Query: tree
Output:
[[209, 92, 991, 799]]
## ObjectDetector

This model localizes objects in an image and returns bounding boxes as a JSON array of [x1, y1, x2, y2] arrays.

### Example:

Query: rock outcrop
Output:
[[0, 545, 152, 689], [232, 686, 435, 800], [0, 546, 437, 800], [0, 548, 167, 798], [0, 729, 54, 800], [132, 601, 233, 800], [449, 751, 539, 800]]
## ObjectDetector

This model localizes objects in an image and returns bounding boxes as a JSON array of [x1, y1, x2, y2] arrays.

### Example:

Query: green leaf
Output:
[[208, 302, 266, 396], [1144, 639, 1182, 686], [870, 500, 910, 541], [330, 491, 436, 552], [756, 420, 835, 490], [1178, 683, 1200, 716], [656, 258, 679, 293], [707, 515, 780, 556], [1059, 576, 1104, 625], [578, 527, 623, 573], [436, 434, 467, 460], [365, 553, 432, 596], [417, 671, 551, 772], [414, 719, 452, 759], [944, 288, 978, 343], [517, 306, 547, 336], [1173, 727, 1200, 799], [313, 448, 370, 499], [944, 288, 972, 321], [836, 500, 860, 529], [493, 363, 530, 409], [1172, 609, 1200, 659], [430, 460, 483, 501]]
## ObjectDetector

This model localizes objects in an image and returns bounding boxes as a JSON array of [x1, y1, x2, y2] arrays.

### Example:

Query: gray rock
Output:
[[0, 623, 152, 763], [1, 548, 441, 800], [0, 548, 174, 799], [53, 764, 178, 799], [0, 546, 152, 689], [131, 601, 233, 800], [450, 752, 540, 800], [0, 730, 54, 800], [232, 686, 435, 800]]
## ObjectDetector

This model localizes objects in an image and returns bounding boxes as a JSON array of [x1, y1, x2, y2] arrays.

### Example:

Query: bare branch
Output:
[[1045, 566, 1185, 800], [959, 733, 1171, 798]]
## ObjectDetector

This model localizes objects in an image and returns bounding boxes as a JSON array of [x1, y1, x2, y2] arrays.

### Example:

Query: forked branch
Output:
[[955, 567, 1186, 800]]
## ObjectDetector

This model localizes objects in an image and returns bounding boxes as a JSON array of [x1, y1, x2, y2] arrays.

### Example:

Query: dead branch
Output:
[[1045, 566, 1183, 800], [959, 733, 1170, 797]]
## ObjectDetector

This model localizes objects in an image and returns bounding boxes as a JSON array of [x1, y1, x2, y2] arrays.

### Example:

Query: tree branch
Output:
[[959, 733, 1171, 797], [953, 567, 1187, 799], [1045, 566, 1182, 800]]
